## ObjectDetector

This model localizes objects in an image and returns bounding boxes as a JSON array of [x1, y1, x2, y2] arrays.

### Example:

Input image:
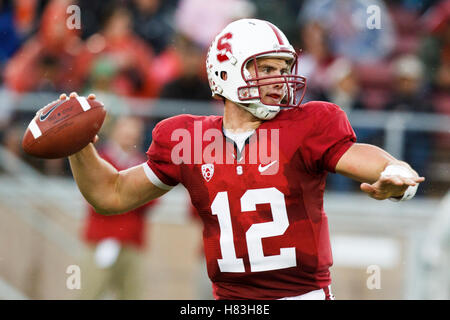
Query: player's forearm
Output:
[[68, 143, 121, 214], [335, 143, 412, 183]]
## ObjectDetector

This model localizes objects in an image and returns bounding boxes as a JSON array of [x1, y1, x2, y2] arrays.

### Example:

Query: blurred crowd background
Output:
[[0, 0, 449, 301], [0, 0, 449, 196]]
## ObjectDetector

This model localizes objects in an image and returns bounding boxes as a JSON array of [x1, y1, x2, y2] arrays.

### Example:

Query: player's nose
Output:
[[272, 69, 287, 83], [271, 75, 286, 89]]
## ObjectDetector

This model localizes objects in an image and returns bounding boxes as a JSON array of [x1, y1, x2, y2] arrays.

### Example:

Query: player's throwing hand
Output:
[[360, 165, 425, 200]]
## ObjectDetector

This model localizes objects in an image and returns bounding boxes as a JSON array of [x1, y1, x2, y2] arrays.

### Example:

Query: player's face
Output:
[[246, 57, 290, 105]]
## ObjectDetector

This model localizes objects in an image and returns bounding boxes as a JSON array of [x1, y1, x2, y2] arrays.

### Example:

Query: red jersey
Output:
[[145, 101, 356, 299], [83, 143, 157, 248]]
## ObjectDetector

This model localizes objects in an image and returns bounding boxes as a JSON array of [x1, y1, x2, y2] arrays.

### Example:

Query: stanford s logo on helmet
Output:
[[206, 19, 307, 120], [216, 33, 233, 63]]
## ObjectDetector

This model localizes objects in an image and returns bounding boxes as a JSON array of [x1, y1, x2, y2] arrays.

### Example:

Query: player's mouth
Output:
[[268, 93, 281, 99], [264, 93, 283, 104]]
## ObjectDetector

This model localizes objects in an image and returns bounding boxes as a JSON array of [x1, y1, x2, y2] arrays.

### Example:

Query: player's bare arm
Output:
[[65, 93, 168, 215], [335, 143, 425, 200]]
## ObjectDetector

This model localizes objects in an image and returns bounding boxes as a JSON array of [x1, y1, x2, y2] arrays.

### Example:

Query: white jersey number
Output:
[[211, 187, 296, 272]]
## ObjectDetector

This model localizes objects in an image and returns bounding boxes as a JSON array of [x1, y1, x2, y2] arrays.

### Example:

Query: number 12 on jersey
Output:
[[211, 187, 297, 273]]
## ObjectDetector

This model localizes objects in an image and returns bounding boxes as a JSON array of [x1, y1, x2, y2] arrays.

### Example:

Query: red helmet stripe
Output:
[[266, 22, 284, 45]]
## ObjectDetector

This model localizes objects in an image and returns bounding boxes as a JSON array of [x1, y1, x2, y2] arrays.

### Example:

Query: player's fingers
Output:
[[69, 92, 79, 98], [387, 176, 417, 187], [379, 175, 394, 183], [402, 177, 419, 186], [382, 175, 425, 185], [87, 93, 96, 100], [361, 183, 386, 200], [59, 93, 68, 100], [381, 175, 404, 186], [360, 183, 376, 194]]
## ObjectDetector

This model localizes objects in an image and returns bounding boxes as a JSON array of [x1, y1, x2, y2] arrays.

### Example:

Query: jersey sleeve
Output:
[[303, 103, 356, 173], [144, 119, 181, 190]]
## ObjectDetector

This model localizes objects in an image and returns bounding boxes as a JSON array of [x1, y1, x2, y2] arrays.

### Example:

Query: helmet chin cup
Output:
[[239, 103, 280, 120]]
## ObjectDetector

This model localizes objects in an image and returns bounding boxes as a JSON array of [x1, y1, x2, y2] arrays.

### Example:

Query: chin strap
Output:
[[238, 102, 280, 120]]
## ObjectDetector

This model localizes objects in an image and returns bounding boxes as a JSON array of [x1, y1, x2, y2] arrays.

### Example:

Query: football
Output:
[[22, 95, 106, 159]]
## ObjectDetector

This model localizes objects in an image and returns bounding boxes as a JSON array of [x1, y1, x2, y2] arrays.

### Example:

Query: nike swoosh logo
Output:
[[258, 160, 278, 173], [39, 100, 65, 121]]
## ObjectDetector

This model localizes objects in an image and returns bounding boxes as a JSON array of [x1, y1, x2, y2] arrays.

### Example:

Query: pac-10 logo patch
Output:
[[216, 32, 233, 63], [201, 164, 214, 182]]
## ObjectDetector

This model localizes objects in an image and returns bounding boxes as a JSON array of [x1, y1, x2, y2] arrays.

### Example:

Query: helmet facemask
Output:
[[237, 51, 307, 109]]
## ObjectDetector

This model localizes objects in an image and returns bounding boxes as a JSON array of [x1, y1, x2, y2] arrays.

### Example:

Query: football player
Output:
[[66, 19, 424, 299]]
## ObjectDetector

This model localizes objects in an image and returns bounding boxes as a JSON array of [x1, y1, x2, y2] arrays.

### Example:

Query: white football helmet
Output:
[[206, 18, 306, 120]]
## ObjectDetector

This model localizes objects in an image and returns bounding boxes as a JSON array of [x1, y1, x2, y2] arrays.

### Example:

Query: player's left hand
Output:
[[360, 174, 425, 200]]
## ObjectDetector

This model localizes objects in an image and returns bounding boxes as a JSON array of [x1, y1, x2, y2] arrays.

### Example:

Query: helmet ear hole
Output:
[[220, 71, 228, 80]]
